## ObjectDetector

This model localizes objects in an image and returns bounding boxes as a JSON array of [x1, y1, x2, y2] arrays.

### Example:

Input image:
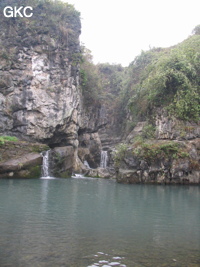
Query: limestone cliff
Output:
[[0, 0, 103, 177], [0, 1, 81, 148]]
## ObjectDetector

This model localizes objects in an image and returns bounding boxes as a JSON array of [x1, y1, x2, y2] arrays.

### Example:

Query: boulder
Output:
[[50, 146, 75, 177], [0, 153, 42, 178], [85, 167, 115, 179]]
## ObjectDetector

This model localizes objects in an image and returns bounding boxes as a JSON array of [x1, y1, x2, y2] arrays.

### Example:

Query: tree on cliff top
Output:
[[192, 24, 200, 35], [80, 47, 102, 108]]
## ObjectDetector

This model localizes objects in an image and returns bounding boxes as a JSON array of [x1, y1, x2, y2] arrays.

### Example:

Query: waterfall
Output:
[[84, 160, 90, 169], [41, 150, 51, 178], [100, 150, 108, 168]]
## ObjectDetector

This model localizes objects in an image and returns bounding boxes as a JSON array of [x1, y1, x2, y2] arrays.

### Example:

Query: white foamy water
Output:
[[100, 150, 108, 168], [41, 150, 51, 178]]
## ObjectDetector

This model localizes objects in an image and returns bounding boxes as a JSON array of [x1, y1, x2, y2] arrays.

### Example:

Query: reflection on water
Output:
[[0, 178, 199, 267]]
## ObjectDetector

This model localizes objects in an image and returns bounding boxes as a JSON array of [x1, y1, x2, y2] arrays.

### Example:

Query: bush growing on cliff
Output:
[[0, 136, 18, 146], [112, 143, 128, 166], [141, 124, 155, 139], [112, 140, 189, 168], [80, 47, 102, 107], [132, 141, 189, 163]]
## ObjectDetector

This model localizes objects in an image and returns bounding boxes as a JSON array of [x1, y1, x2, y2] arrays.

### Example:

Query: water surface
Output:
[[0, 178, 199, 267]]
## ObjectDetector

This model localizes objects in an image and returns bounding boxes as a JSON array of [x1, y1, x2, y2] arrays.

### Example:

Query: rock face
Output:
[[85, 167, 116, 179], [116, 120, 200, 184], [126, 122, 147, 143], [78, 132, 102, 168], [0, 2, 104, 175], [0, 19, 81, 148], [155, 109, 200, 140], [112, 105, 200, 184], [0, 141, 48, 178], [50, 146, 77, 177], [0, 153, 42, 178]]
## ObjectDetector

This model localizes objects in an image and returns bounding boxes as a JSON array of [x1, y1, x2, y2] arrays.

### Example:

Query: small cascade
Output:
[[100, 150, 108, 168], [84, 160, 91, 169], [72, 173, 85, 178], [41, 150, 51, 178]]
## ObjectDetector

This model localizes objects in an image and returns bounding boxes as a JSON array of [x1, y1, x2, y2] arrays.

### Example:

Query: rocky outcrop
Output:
[[85, 167, 116, 179], [115, 125, 200, 184], [0, 153, 42, 178], [0, 141, 48, 178], [155, 109, 200, 140], [78, 132, 102, 168], [49, 146, 85, 177], [112, 105, 200, 184], [126, 122, 147, 143]]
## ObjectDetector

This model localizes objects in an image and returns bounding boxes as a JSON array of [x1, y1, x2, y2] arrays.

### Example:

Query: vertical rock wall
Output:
[[0, 3, 104, 175], [0, 24, 81, 148]]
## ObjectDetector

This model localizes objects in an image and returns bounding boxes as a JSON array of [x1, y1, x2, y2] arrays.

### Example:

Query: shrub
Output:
[[0, 136, 18, 146], [112, 143, 128, 166], [132, 141, 188, 163], [141, 124, 155, 139]]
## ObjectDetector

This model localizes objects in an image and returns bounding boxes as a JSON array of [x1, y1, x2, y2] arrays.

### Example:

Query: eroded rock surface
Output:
[[0, 6, 104, 175], [0, 141, 48, 178]]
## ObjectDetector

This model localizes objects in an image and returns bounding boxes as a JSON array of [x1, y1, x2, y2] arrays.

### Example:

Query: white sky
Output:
[[64, 0, 200, 66]]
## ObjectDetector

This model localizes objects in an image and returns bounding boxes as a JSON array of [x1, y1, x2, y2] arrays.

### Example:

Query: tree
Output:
[[192, 24, 200, 35]]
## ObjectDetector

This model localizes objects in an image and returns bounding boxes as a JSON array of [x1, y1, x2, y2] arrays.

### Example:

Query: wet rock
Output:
[[85, 167, 115, 179], [50, 146, 75, 177], [117, 169, 141, 184], [78, 132, 102, 168], [0, 153, 42, 178]]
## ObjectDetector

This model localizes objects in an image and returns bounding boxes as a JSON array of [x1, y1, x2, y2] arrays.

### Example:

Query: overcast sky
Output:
[[65, 0, 199, 66]]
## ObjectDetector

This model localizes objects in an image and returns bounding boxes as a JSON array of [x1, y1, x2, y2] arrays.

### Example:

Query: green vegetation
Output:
[[59, 171, 71, 178], [80, 26, 200, 140], [192, 24, 200, 35], [0, 51, 9, 60], [141, 124, 155, 139], [127, 31, 200, 122], [80, 25, 199, 137], [15, 165, 41, 179], [80, 47, 102, 107], [27, 165, 41, 178], [132, 141, 189, 163], [0, 136, 18, 146], [112, 143, 128, 166], [31, 144, 49, 153], [113, 140, 189, 166], [0, 0, 81, 62]]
